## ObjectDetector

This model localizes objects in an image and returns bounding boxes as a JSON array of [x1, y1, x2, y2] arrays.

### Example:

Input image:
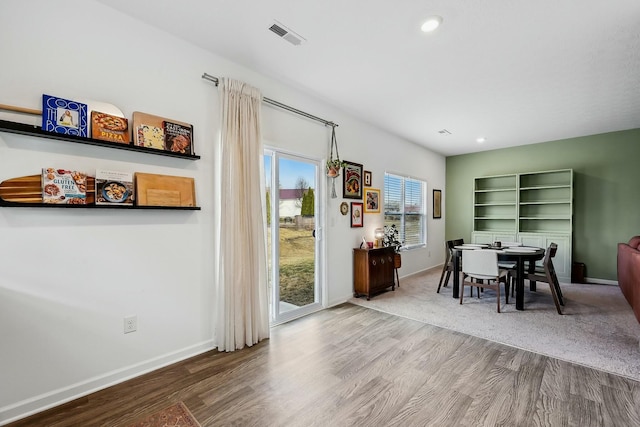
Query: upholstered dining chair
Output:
[[460, 249, 509, 313], [437, 238, 464, 293], [526, 243, 564, 314]]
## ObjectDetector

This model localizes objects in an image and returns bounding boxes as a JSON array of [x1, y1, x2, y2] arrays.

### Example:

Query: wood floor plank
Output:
[[450, 343, 502, 397], [458, 365, 518, 427], [6, 303, 640, 427], [569, 363, 606, 403], [600, 383, 640, 426], [568, 394, 604, 427], [510, 351, 547, 424], [531, 393, 569, 427], [539, 357, 571, 402], [389, 387, 473, 427]]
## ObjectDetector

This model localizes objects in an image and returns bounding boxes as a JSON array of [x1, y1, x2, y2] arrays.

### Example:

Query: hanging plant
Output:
[[326, 126, 344, 177], [326, 125, 344, 198], [326, 159, 344, 178]]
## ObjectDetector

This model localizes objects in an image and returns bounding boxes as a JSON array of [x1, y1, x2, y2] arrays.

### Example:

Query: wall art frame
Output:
[[433, 189, 442, 219], [343, 160, 363, 199], [351, 202, 363, 227], [363, 187, 380, 213], [364, 170, 372, 186]]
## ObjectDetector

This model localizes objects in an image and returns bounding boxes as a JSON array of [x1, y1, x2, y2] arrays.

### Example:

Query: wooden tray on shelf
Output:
[[0, 174, 95, 204]]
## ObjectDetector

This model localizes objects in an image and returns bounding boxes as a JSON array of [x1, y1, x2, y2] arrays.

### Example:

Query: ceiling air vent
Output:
[[268, 20, 306, 46]]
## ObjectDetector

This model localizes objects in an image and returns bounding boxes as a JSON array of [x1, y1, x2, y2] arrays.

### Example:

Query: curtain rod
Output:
[[202, 73, 337, 128]]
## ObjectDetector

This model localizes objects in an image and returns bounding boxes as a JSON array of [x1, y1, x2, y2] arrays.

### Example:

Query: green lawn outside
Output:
[[278, 227, 315, 306]]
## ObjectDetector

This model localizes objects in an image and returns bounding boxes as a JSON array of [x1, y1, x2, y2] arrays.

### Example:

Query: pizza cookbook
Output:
[[91, 111, 130, 144]]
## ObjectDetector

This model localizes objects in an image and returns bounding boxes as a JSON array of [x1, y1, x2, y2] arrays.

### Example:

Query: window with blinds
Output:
[[384, 173, 427, 249]]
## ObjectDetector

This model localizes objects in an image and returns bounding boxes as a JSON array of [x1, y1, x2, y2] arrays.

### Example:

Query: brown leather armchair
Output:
[[617, 236, 640, 323]]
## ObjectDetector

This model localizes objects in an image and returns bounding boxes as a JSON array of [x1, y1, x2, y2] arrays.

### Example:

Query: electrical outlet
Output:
[[124, 315, 137, 334]]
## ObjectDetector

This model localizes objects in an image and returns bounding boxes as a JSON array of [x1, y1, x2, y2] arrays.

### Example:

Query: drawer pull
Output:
[[372, 260, 376, 266]]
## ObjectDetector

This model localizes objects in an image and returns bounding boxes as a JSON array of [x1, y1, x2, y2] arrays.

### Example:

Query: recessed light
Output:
[[476, 137, 486, 143], [421, 16, 443, 33]]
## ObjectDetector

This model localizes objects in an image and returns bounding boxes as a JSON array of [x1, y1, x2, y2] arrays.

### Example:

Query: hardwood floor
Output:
[[7, 303, 640, 427]]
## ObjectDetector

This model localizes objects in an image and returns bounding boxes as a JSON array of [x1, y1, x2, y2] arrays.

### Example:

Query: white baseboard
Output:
[[400, 264, 442, 280], [328, 293, 354, 308], [0, 340, 215, 426]]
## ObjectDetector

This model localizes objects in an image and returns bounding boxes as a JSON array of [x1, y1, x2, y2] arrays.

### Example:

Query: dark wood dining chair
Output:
[[437, 238, 464, 293], [526, 242, 564, 314], [460, 249, 509, 313]]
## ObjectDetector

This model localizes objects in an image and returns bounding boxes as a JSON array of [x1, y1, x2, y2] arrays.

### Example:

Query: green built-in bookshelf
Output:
[[472, 169, 573, 281]]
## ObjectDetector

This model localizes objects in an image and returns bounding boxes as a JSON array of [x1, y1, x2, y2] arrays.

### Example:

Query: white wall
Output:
[[0, 0, 446, 423]]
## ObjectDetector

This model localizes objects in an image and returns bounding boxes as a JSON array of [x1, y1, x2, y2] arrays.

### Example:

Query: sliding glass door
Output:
[[264, 149, 322, 325]]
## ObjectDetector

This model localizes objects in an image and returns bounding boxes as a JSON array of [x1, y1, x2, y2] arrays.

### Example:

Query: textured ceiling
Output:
[[96, 0, 640, 156]]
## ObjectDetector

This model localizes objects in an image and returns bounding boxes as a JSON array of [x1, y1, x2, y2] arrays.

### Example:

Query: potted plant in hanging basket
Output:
[[382, 224, 403, 268], [326, 159, 344, 178], [326, 126, 344, 198]]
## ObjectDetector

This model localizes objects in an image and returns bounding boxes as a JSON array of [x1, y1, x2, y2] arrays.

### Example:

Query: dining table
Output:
[[451, 244, 546, 311]]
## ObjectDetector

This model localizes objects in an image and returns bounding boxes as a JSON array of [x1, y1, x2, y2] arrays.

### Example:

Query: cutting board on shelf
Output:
[[135, 172, 195, 207], [0, 174, 96, 204]]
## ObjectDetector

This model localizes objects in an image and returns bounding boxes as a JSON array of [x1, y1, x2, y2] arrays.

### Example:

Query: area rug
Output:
[[349, 267, 640, 382], [128, 402, 200, 427]]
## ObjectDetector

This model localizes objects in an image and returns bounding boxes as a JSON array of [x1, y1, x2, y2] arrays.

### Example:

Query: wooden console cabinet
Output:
[[353, 246, 396, 300]]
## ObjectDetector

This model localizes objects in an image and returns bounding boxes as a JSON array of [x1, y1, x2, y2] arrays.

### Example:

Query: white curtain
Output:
[[215, 78, 270, 351]]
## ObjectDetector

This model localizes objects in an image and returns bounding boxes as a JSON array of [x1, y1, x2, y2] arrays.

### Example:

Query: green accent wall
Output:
[[446, 128, 640, 281]]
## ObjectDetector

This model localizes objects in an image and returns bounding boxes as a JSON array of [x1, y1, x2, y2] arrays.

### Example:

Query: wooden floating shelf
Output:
[[0, 199, 200, 210], [0, 119, 200, 160], [0, 174, 200, 210]]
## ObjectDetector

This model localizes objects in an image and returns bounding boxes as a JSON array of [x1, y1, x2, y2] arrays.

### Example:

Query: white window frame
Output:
[[383, 172, 427, 250]]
